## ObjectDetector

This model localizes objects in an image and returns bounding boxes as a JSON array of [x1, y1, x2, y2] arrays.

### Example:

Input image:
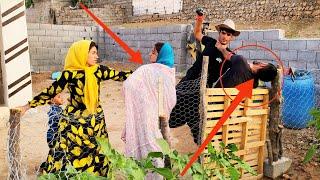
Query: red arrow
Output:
[[79, 3, 143, 64], [180, 79, 254, 176]]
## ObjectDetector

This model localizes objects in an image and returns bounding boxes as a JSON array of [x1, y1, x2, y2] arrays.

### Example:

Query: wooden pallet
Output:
[[201, 88, 269, 180]]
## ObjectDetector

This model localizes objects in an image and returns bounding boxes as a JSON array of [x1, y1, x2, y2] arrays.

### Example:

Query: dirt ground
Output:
[[0, 62, 319, 179]]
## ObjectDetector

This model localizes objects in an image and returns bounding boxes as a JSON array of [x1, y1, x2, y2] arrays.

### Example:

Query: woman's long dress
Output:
[[29, 65, 131, 176]]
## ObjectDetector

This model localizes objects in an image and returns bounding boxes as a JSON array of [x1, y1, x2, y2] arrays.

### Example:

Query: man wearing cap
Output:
[[181, 17, 240, 87], [169, 13, 278, 145]]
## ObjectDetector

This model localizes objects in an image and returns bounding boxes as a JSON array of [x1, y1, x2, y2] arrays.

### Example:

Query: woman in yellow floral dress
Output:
[[19, 40, 131, 176]]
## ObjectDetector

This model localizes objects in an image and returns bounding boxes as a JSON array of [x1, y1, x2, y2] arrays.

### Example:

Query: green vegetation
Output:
[[39, 138, 256, 179]]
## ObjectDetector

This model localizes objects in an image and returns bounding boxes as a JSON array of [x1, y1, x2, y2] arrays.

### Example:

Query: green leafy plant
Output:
[[204, 142, 257, 180], [38, 138, 256, 179], [303, 108, 320, 163], [25, 0, 34, 8], [70, 0, 78, 7], [74, 0, 93, 8]]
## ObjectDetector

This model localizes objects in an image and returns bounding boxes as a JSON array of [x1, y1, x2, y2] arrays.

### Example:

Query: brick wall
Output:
[[27, 23, 106, 72]]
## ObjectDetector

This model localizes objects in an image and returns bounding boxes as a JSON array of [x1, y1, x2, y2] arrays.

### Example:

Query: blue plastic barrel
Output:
[[282, 70, 315, 129]]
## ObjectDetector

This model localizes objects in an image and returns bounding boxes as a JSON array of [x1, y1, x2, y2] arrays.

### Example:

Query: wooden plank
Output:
[[246, 141, 265, 149], [207, 96, 225, 102], [228, 137, 242, 144], [260, 115, 268, 142], [207, 109, 243, 118], [236, 148, 260, 156], [248, 101, 264, 106], [210, 134, 223, 140], [207, 103, 224, 111], [206, 94, 265, 103], [244, 160, 259, 168], [228, 124, 243, 131], [207, 108, 268, 118], [258, 115, 268, 174], [243, 153, 259, 161], [245, 109, 269, 116], [243, 98, 250, 116], [205, 128, 222, 134], [228, 132, 243, 138], [241, 173, 263, 179], [206, 117, 251, 127], [248, 129, 261, 136], [206, 104, 243, 112], [222, 124, 229, 145], [248, 116, 264, 122], [247, 124, 262, 130], [206, 88, 269, 96], [240, 121, 248, 176], [251, 95, 265, 101], [247, 134, 261, 142]]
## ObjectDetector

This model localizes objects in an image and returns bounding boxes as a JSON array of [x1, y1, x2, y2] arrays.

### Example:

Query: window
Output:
[[132, 0, 183, 15]]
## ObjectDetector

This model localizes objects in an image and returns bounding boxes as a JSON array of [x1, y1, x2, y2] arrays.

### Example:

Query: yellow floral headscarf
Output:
[[64, 40, 99, 114]]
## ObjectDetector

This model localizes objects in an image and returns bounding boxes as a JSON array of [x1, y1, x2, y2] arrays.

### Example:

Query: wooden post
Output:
[[8, 108, 22, 179], [198, 56, 209, 145], [158, 77, 172, 147], [267, 140, 274, 164], [269, 70, 283, 162], [158, 77, 172, 167]]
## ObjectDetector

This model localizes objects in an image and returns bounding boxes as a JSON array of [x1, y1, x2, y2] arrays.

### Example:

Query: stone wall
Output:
[[181, 0, 320, 23], [27, 23, 106, 72], [55, 4, 126, 26], [26, 0, 320, 25], [26, 0, 53, 24], [124, 0, 320, 24]]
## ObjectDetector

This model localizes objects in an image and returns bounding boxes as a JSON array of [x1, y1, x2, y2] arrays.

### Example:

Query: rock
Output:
[[283, 173, 291, 179], [312, 10, 320, 16]]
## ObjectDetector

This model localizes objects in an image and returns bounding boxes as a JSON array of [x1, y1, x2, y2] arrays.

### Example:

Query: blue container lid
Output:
[[284, 69, 312, 81], [51, 71, 62, 80]]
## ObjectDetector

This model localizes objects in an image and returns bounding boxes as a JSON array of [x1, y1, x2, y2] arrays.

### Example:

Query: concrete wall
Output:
[[104, 24, 189, 72], [27, 23, 106, 72], [207, 30, 320, 70], [26, 23, 320, 83]]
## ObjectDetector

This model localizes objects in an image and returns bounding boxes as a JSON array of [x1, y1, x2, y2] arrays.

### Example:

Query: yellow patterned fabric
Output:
[[29, 66, 131, 176], [64, 40, 98, 114]]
